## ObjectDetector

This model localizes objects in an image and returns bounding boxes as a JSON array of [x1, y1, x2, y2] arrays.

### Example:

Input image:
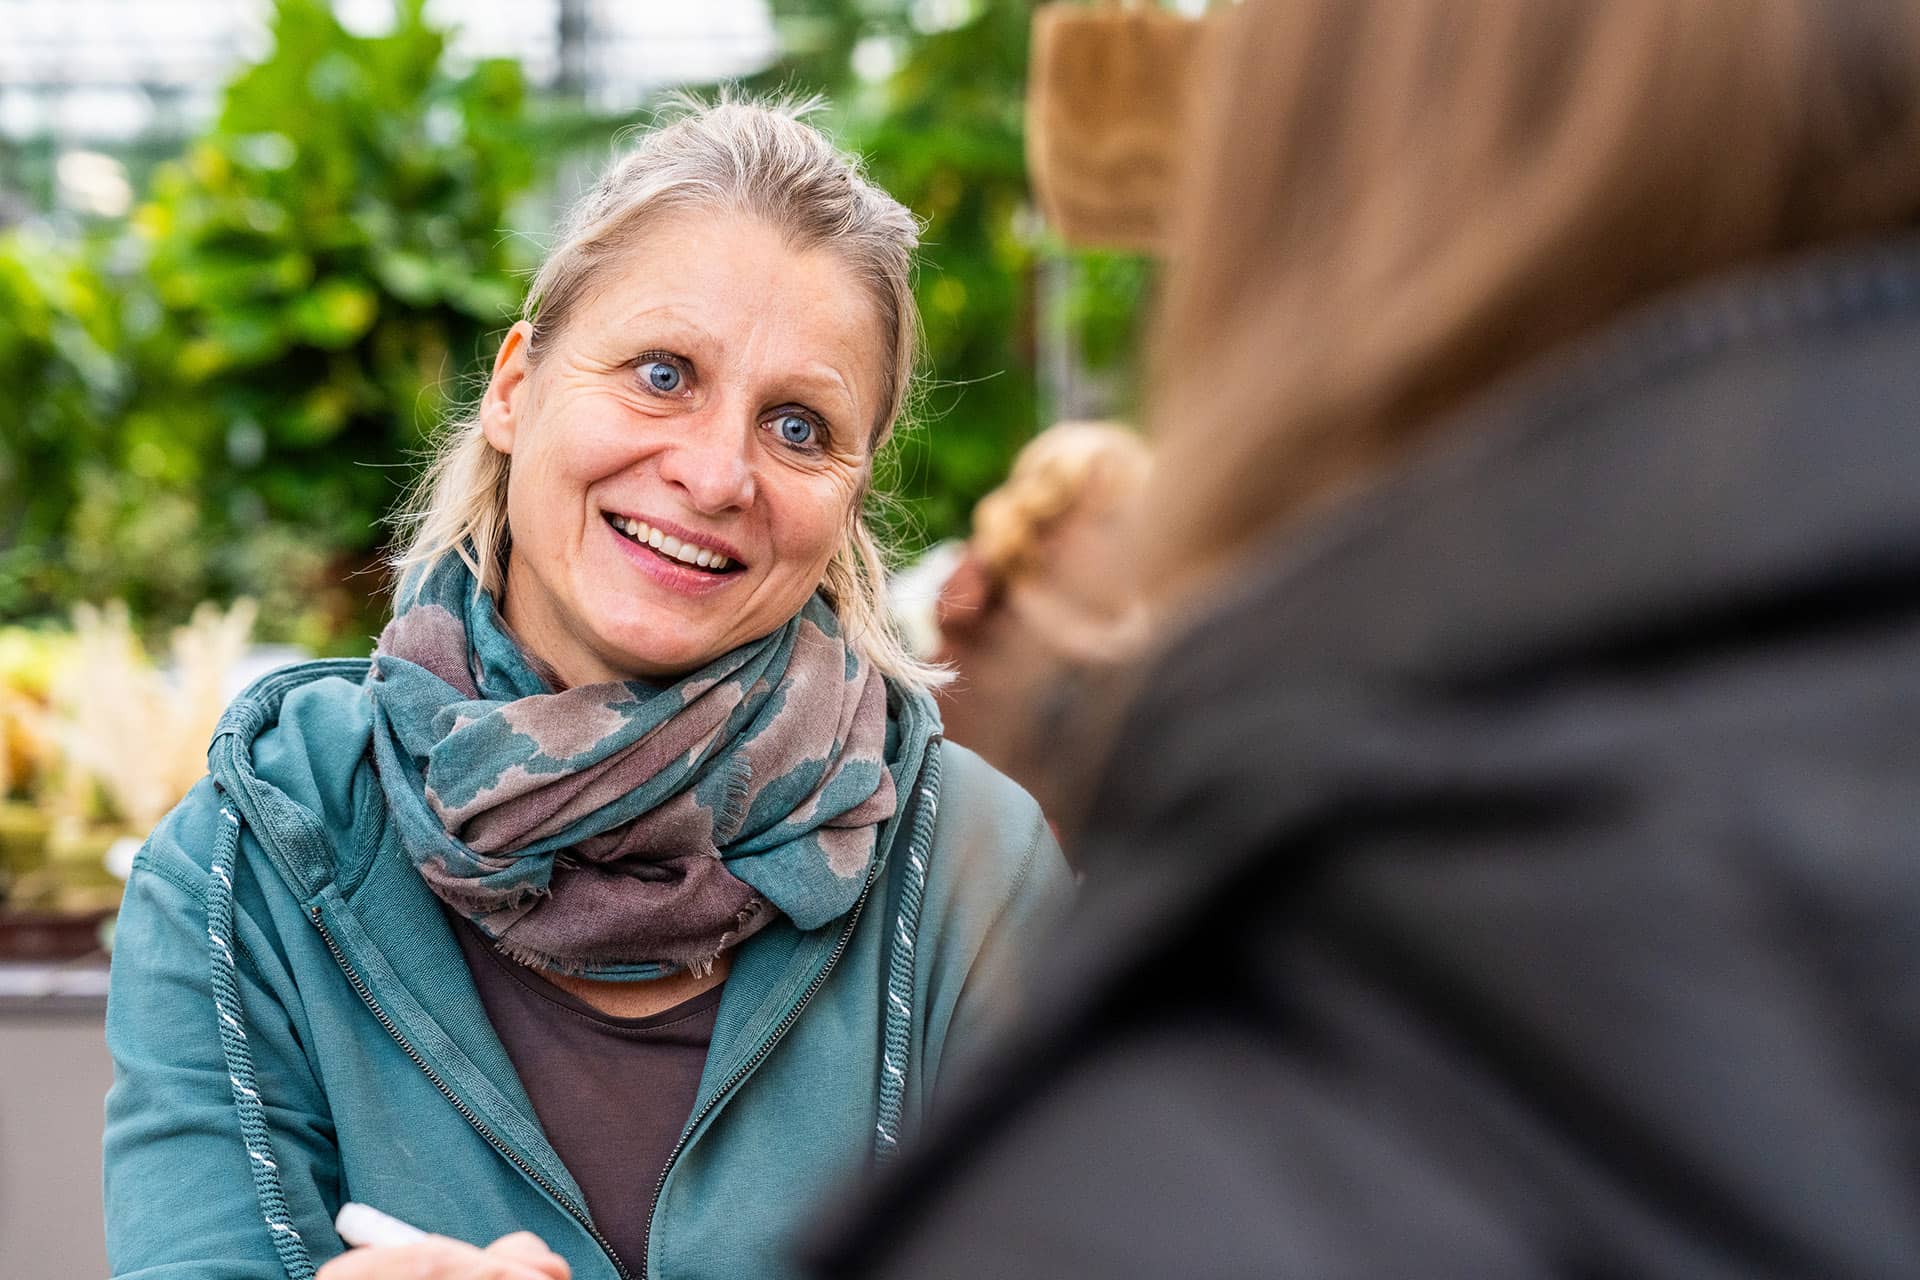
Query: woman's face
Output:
[[481, 209, 888, 687]]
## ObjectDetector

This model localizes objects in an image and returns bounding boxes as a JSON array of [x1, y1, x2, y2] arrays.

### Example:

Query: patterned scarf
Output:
[[366, 553, 897, 979]]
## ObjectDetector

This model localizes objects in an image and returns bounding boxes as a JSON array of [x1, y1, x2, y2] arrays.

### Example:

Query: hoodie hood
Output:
[[206, 658, 383, 905]]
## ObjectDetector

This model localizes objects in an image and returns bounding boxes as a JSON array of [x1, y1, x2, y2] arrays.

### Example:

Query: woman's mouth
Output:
[[603, 513, 743, 575]]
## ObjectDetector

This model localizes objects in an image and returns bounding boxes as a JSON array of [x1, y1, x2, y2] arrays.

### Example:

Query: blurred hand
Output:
[[316, 1230, 571, 1280]]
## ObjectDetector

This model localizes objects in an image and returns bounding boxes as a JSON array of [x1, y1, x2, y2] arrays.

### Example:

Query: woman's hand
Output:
[[316, 1230, 571, 1279]]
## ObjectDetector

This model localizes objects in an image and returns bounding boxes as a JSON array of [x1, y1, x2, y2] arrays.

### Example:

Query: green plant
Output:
[[111, 0, 539, 639], [0, 232, 126, 617]]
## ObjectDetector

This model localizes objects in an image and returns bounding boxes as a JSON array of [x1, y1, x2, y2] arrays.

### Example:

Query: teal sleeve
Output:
[[103, 786, 343, 1278], [940, 812, 1075, 1090]]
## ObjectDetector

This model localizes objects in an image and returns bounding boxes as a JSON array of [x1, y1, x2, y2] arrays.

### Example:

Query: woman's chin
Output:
[[579, 629, 724, 685]]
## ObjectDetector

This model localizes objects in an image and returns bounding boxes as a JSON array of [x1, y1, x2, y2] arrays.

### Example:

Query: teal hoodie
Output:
[[103, 659, 1070, 1279]]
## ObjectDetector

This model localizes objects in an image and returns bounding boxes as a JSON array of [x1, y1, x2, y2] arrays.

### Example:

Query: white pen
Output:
[[335, 1201, 431, 1249]]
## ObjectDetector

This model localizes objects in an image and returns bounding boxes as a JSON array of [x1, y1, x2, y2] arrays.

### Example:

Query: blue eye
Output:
[[641, 359, 681, 392], [775, 413, 815, 446]]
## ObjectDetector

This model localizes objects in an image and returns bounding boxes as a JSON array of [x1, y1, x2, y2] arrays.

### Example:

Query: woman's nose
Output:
[[656, 415, 757, 514]]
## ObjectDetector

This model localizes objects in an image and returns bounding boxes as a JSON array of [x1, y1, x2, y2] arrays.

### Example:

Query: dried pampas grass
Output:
[[51, 599, 257, 833]]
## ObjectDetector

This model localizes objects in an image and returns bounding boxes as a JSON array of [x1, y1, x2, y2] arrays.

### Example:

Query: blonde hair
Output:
[[970, 421, 1150, 582], [393, 95, 943, 688], [1143, 0, 1920, 600]]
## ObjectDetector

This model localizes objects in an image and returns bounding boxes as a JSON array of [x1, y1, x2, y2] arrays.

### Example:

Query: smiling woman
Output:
[[396, 99, 929, 695], [477, 212, 885, 686], [101, 99, 1072, 1280]]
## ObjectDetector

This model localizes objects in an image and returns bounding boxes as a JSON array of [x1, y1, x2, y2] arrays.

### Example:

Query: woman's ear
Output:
[[480, 321, 535, 455]]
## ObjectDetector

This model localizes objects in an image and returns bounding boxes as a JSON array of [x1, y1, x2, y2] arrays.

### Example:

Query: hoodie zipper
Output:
[[308, 905, 633, 1280], [637, 864, 882, 1280]]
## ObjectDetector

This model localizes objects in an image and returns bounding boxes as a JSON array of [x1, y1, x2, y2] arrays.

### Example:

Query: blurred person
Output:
[[101, 99, 1069, 1280], [809, 2, 1920, 1277], [926, 421, 1150, 825]]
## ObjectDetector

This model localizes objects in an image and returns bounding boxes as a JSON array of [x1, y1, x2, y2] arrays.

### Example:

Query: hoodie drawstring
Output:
[[873, 740, 942, 1161], [208, 794, 318, 1280]]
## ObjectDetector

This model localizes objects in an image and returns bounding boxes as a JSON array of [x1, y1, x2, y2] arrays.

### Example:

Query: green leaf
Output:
[[372, 250, 437, 305], [290, 279, 379, 347], [275, 382, 355, 445]]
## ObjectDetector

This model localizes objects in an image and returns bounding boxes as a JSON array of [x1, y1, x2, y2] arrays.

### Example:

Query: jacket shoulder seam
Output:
[[129, 845, 277, 985], [986, 805, 1049, 936], [131, 847, 209, 907], [925, 787, 1048, 955]]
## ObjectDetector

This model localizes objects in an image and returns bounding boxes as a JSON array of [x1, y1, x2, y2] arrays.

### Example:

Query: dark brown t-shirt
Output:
[[453, 915, 720, 1274]]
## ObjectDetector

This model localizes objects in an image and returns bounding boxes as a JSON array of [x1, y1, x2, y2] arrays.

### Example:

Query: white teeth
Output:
[[612, 515, 732, 569]]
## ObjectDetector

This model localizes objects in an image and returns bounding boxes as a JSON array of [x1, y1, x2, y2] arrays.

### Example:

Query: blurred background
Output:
[[0, 0, 1166, 925]]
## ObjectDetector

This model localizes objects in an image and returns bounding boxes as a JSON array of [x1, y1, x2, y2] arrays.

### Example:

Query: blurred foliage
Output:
[[0, 0, 1153, 649], [1067, 248, 1155, 374], [3, 0, 542, 648], [850, 0, 1054, 545], [119, 0, 537, 645], [0, 233, 126, 618]]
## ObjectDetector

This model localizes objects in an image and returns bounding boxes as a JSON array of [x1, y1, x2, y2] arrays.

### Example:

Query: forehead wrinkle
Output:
[[607, 301, 721, 350], [588, 218, 883, 426], [734, 304, 872, 425], [781, 362, 857, 411]]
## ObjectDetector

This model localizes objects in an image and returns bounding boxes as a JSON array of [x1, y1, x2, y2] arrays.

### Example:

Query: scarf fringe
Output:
[[696, 897, 774, 978], [485, 895, 770, 981]]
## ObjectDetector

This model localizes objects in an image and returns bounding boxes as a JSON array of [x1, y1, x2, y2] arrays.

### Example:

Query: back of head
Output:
[[935, 422, 1150, 822], [969, 420, 1151, 587], [1143, 0, 1920, 603]]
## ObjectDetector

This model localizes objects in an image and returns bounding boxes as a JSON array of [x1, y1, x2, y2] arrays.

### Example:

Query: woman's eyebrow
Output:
[[782, 363, 858, 415], [613, 304, 720, 348]]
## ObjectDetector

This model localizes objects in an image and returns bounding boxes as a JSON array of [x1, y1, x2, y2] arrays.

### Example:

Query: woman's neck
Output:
[[542, 951, 732, 1019]]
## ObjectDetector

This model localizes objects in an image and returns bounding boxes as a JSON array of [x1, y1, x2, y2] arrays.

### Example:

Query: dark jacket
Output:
[[810, 236, 1920, 1279]]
